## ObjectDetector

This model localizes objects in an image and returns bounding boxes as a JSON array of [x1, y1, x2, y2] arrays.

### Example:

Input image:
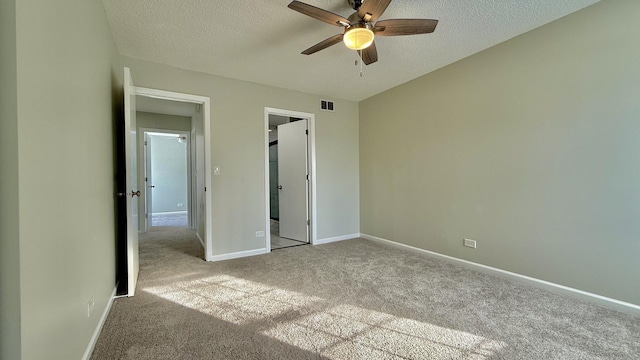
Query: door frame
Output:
[[134, 86, 213, 261], [264, 107, 317, 252], [140, 128, 192, 232]]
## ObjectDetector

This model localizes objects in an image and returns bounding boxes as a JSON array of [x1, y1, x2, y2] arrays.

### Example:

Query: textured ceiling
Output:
[[103, 0, 598, 101]]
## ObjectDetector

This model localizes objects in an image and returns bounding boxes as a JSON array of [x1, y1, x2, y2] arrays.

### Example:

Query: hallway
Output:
[[151, 212, 188, 227]]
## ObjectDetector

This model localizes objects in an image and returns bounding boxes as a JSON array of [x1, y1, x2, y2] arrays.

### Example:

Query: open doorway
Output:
[[142, 130, 191, 229], [117, 68, 213, 297], [135, 96, 201, 237], [264, 108, 317, 252], [133, 92, 211, 256]]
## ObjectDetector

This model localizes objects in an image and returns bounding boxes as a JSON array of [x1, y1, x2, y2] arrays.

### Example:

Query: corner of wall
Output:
[[0, 0, 22, 358]]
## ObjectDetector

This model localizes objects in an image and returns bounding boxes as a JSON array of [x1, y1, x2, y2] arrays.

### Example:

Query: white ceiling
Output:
[[103, 0, 598, 102]]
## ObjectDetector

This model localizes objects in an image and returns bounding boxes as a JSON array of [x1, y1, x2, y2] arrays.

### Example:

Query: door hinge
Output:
[[305, 129, 308, 135], [307, 220, 310, 225], [204, 187, 207, 192], [145, 177, 147, 182], [306, 174, 309, 180], [144, 140, 147, 146]]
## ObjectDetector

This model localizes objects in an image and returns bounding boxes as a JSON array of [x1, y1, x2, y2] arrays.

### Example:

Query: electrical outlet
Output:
[[464, 238, 477, 249], [255, 231, 265, 238], [177, 203, 183, 208], [87, 297, 95, 317]]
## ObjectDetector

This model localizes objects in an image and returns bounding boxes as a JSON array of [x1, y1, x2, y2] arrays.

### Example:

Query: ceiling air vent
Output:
[[320, 100, 334, 112]]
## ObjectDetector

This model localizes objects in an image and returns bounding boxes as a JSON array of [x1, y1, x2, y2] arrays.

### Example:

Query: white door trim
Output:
[[264, 107, 317, 252], [133, 86, 213, 261]]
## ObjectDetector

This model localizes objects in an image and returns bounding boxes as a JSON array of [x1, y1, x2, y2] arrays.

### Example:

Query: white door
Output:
[[278, 120, 309, 242], [144, 133, 153, 230], [124, 67, 139, 297]]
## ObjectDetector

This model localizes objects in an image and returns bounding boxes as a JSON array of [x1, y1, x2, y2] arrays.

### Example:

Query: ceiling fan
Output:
[[288, 0, 438, 65]]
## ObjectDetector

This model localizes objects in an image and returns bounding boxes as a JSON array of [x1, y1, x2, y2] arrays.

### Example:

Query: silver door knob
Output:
[[131, 190, 141, 197], [278, 185, 283, 190]]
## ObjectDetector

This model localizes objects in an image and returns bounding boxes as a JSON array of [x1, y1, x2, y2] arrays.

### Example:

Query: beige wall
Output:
[[8, 0, 123, 358], [123, 57, 360, 255], [360, 0, 640, 306], [137, 111, 192, 132], [0, 1, 21, 359]]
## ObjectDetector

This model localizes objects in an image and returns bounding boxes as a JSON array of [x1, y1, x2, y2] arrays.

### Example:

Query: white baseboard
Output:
[[82, 286, 117, 360], [208, 248, 268, 262], [153, 211, 188, 215], [360, 233, 640, 315], [314, 233, 360, 245]]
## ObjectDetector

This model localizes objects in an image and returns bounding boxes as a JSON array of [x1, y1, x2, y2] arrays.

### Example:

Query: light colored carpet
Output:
[[91, 228, 640, 359], [152, 212, 188, 227]]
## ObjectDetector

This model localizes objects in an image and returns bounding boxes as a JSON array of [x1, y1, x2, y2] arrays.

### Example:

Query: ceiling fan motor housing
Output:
[[347, 11, 365, 24], [348, 0, 364, 11]]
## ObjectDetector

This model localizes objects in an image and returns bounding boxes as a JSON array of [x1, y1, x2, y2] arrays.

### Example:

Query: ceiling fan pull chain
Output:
[[359, 50, 364, 77]]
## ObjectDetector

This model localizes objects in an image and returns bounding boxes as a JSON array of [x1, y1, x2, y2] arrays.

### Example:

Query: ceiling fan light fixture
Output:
[[343, 23, 374, 50]]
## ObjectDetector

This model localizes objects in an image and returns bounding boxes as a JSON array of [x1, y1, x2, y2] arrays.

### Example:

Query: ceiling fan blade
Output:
[[357, 0, 392, 22], [288, 1, 349, 27], [374, 19, 438, 36], [358, 41, 378, 65], [301, 34, 344, 55]]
